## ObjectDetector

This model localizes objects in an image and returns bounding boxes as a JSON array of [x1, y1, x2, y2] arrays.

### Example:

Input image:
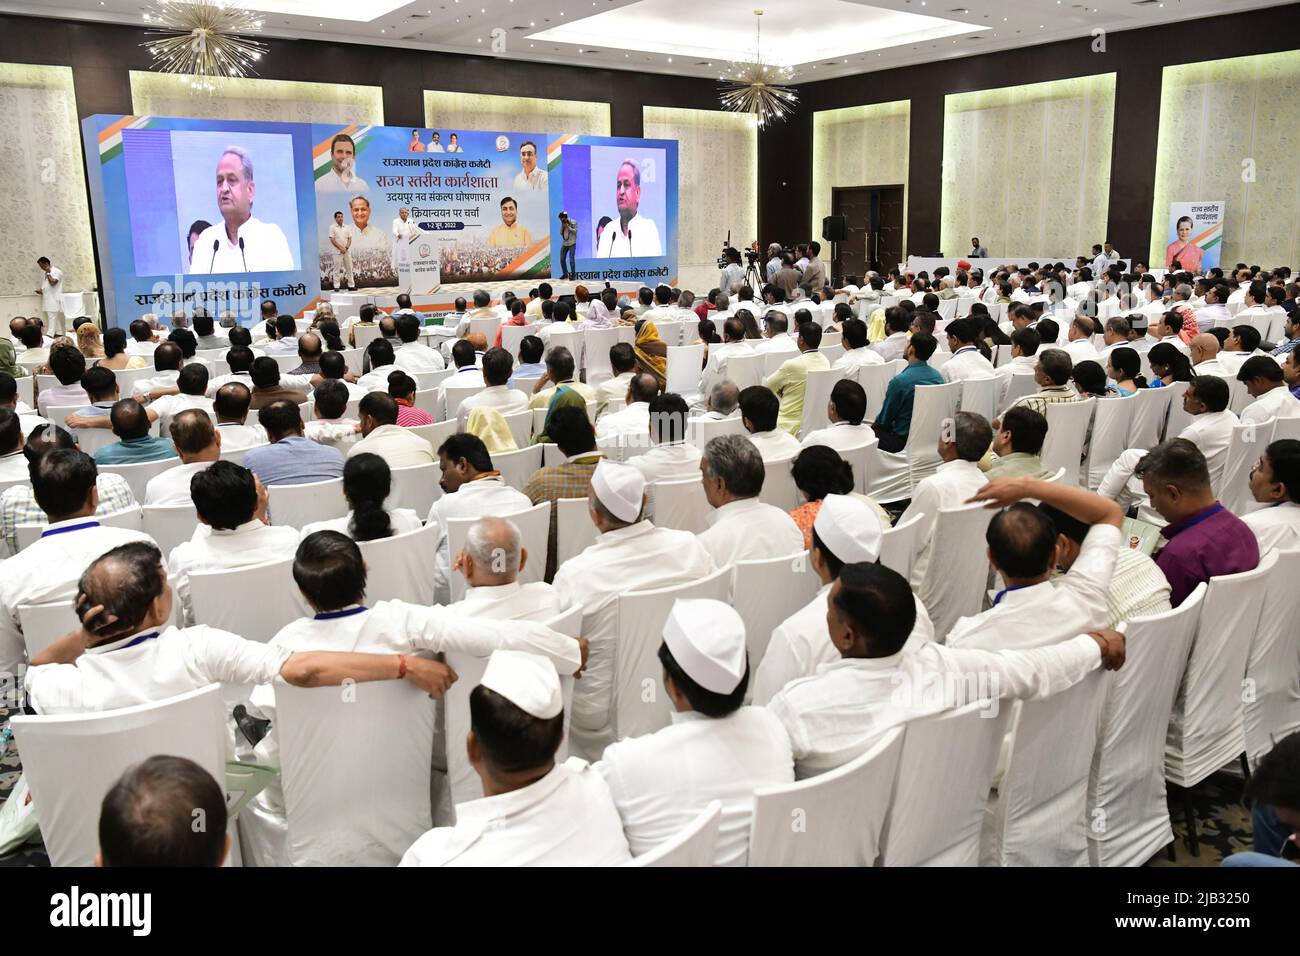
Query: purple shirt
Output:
[[1155, 502, 1259, 606]]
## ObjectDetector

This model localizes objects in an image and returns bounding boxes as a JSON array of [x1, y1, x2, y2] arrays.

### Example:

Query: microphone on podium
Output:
[[209, 239, 220, 273], [239, 237, 248, 273]]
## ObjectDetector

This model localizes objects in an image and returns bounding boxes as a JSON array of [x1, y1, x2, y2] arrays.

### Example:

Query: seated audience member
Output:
[[697, 434, 803, 567], [833, 318, 884, 373], [1136, 439, 1259, 606], [625, 393, 702, 520], [289, 331, 323, 376], [319, 349, 368, 402], [508, 335, 546, 390], [942, 318, 997, 383], [552, 461, 716, 758], [1178, 375, 1238, 489], [996, 327, 1041, 395], [435, 339, 487, 418], [244, 400, 344, 486], [1239, 355, 1300, 425], [36, 345, 87, 417], [765, 323, 830, 435], [14, 322, 49, 368], [1063, 316, 1101, 366], [131, 342, 184, 402], [392, 313, 446, 373], [451, 516, 564, 620], [899, 411, 992, 587], [95, 327, 146, 371], [1002, 347, 1079, 418], [873, 332, 945, 452], [699, 380, 741, 421], [167, 460, 299, 623], [401, 649, 630, 866], [94, 399, 178, 465], [529, 345, 595, 410], [248, 356, 308, 411], [753, 312, 798, 358], [596, 343, 638, 417], [387, 370, 434, 427], [595, 600, 794, 865], [458, 347, 528, 429], [1, 371, 48, 435], [300, 452, 422, 541], [596, 370, 657, 455], [1221, 732, 1300, 868], [143, 410, 220, 506], [205, 345, 254, 396], [304, 379, 360, 449], [739, 385, 801, 460], [767, 561, 1125, 777], [1243, 438, 1300, 553], [145, 364, 214, 433], [0, 410, 25, 482], [430, 433, 532, 605], [524, 406, 603, 581], [212, 382, 266, 451], [800, 379, 877, 453], [1220, 324, 1263, 373], [357, 338, 401, 393], [753, 494, 931, 705], [98, 756, 229, 867], [349, 391, 435, 468], [987, 407, 1054, 480], [699, 318, 753, 396], [789, 445, 881, 544], [0, 448, 154, 671], [124, 319, 160, 358], [262, 315, 300, 355], [870, 307, 911, 362]]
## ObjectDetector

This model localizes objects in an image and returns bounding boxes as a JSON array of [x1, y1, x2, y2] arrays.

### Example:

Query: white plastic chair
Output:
[[1000, 373, 1038, 408], [722, 352, 764, 391], [1040, 397, 1096, 486], [266, 478, 347, 528], [142, 503, 199, 557], [468, 316, 501, 341], [443, 382, 485, 419], [543, 326, 582, 359], [1083, 393, 1138, 490], [623, 800, 722, 868], [798, 367, 841, 438], [356, 522, 440, 605], [877, 511, 925, 580], [1244, 548, 1300, 766], [687, 414, 745, 449], [413, 387, 440, 418], [651, 478, 710, 534], [189, 555, 309, 643], [666, 345, 707, 399], [869, 381, 962, 503], [277, 679, 436, 866], [1127, 386, 1174, 449], [387, 462, 440, 517], [500, 322, 537, 356], [959, 376, 999, 424], [1162, 381, 1193, 441], [879, 702, 1012, 866], [748, 727, 903, 866], [16, 600, 82, 662], [10, 684, 227, 867], [981, 670, 1107, 866], [917, 503, 997, 642], [504, 409, 532, 450], [99, 458, 180, 502], [1087, 586, 1205, 867], [13, 505, 145, 552], [612, 567, 732, 742], [731, 551, 820, 680], [413, 368, 453, 392], [835, 440, 879, 496], [407, 419, 457, 457], [857, 361, 899, 421], [445, 501, 550, 603], [757, 454, 799, 512], [583, 327, 622, 385], [556, 497, 597, 568], [1219, 419, 1275, 516], [494, 443, 544, 492]]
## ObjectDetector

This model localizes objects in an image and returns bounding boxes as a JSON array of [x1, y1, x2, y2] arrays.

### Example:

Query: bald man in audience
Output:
[[93, 399, 178, 465], [401, 649, 631, 866], [212, 382, 266, 451], [98, 756, 230, 867], [1063, 316, 1101, 366], [0, 448, 155, 672], [449, 516, 565, 621], [552, 461, 716, 759], [1242, 438, 1300, 554], [767, 560, 1127, 778], [289, 331, 324, 376], [596, 371, 656, 453], [697, 434, 805, 568], [1189, 332, 1233, 378], [699, 380, 741, 421], [144, 409, 220, 506], [595, 600, 794, 865]]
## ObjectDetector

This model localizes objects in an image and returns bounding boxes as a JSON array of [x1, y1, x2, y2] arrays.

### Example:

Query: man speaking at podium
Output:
[[190, 146, 294, 275]]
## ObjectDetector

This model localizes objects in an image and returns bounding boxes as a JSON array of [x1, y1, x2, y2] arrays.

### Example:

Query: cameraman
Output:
[[558, 211, 578, 280], [719, 246, 744, 295]]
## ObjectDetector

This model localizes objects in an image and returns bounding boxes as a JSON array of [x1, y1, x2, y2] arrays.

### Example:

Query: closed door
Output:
[[875, 186, 905, 274], [832, 187, 870, 284]]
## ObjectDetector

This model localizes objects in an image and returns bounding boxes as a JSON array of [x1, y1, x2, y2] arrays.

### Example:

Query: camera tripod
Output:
[[744, 259, 764, 289]]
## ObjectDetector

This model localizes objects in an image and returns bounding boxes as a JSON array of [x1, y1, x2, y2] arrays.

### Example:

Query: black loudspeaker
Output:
[[822, 215, 847, 243]]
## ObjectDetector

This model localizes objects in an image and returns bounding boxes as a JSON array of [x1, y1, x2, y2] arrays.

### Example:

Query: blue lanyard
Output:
[[314, 606, 368, 621], [119, 632, 160, 650], [40, 521, 100, 539], [992, 584, 1034, 606], [1174, 503, 1225, 534]]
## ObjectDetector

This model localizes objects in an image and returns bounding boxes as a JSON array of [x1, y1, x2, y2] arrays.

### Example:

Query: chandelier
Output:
[[142, 1, 267, 93], [718, 9, 798, 128]]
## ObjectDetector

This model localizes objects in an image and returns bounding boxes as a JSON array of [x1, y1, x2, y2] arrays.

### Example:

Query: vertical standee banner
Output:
[[1164, 200, 1224, 273], [312, 125, 557, 293]]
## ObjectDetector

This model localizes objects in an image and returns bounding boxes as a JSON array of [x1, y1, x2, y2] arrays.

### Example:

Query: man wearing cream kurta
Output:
[[764, 322, 830, 435]]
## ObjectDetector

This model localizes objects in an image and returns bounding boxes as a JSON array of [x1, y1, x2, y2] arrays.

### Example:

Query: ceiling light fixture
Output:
[[141, 0, 266, 94], [718, 9, 798, 129]]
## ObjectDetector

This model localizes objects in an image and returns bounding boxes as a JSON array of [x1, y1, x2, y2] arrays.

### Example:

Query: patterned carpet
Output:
[[0, 696, 1255, 867]]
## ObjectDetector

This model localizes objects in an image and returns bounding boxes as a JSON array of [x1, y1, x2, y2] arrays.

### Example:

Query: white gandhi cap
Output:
[[591, 459, 645, 523], [479, 649, 563, 719], [662, 598, 748, 695], [813, 493, 884, 564]]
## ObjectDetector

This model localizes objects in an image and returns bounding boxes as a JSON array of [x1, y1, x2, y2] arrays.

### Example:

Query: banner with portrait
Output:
[[1164, 200, 1224, 273]]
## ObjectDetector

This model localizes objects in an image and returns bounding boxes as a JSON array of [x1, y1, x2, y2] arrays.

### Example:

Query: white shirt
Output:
[[719, 262, 746, 294], [899, 459, 988, 589], [190, 218, 294, 274], [214, 421, 267, 451], [947, 523, 1121, 650], [394, 342, 447, 373], [754, 334, 799, 358], [800, 420, 878, 454], [144, 459, 214, 506], [512, 166, 549, 192], [356, 362, 401, 394], [596, 708, 794, 865], [168, 519, 300, 625], [457, 385, 529, 431], [130, 370, 181, 400], [1064, 338, 1101, 366], [304, 417, 360, 449], [348, 424, 435, 469], [0, 450, 28, 482], [833, 346, 885, 374], [1243, 502, 1300, 554], [1241, 386, 1300, 426], [392, 216, 419, 243], [595, 400, 650, 451], [147, 394, 215, 433], [125, 339, 159, 358], [700, 340, 753, 394], [552, 521, 716, 738], [595, 213, 663, 258], [315, 166, 370, 193], [1178, 409, 1239, 490], [941, 346, 997, 384], [747, 428, 801, 461], [328, 223, 352, 254], [299, 508, 422, 540], [768, 635, 1102, 778], [626, 442, 704, 520], [697, 496, 804, 569], [427, 475, 532, 605], [0, 519, 156, 673], [595, 372, 635, 417], [438, 366, 488, 418], [752, 585, 934, 705], [870, 331, 910, 363], [400, 758, 631, 866], [39, 266, 63, 311], [455, 580, 564, 622]]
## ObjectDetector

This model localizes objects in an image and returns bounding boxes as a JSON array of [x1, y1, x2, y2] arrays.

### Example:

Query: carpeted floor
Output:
[[0, 692, 1256, 867]]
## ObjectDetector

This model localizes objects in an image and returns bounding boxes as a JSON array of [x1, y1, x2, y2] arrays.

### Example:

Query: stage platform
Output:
[[321, 278, 657, 313]]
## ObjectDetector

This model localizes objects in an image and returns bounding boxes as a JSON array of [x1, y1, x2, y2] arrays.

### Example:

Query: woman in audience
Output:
[[632, 319, 669, 388], [76, 323, 105, 362], [975, 312, 1011, 349], [695, 318, 720, 346], [534, 385, 586, 445], [1146, 342, 1194, 387], [573, 285, 591, 319], [388, 370, 434, 427], [315, 319, 345, 352], [299, 452, 421, 541], [787, 445, 891, 545], [827, 302, 854, 334], [1105, 347, 1146, 395], [1072, 359, 1109, 399], [734, 307, 763, 341], [98, 326, 147, 370]]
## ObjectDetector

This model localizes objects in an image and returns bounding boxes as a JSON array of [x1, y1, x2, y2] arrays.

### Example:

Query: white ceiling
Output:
[[4, 0, 1295, 82]]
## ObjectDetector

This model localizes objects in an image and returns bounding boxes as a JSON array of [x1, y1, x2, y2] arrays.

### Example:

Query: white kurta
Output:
[[596, 708, 794, 865], [940, 347, 997, 384], [1177, 409, 1239, 491], [190, 218, 294, 274], [347, 424, 435, 469], [168, 520, 300, 626], [595, 213, 661, 258], [454, 581, 564, 621], [394, 342, 447, 373], [697, 496, 804, 569], [400, 757, 631, 866], [214, 421, 268, 451], [1243, 501, 1300, 554], [832, 347, 886, 374], [800, 421, 878, 453], [899, 459, 989, 589], [595, 373, 635, 417], [768, 635, 1103, 778], [1241, 386, 1300, 426], [551, 521, 716, 739], [626, 442, 704, 521], [456, 385, 529, 431], [747, 428, 801, 461], [595, 401, 650, 444], [427, 475, 532, 606], [143, 460, 212, 506]]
